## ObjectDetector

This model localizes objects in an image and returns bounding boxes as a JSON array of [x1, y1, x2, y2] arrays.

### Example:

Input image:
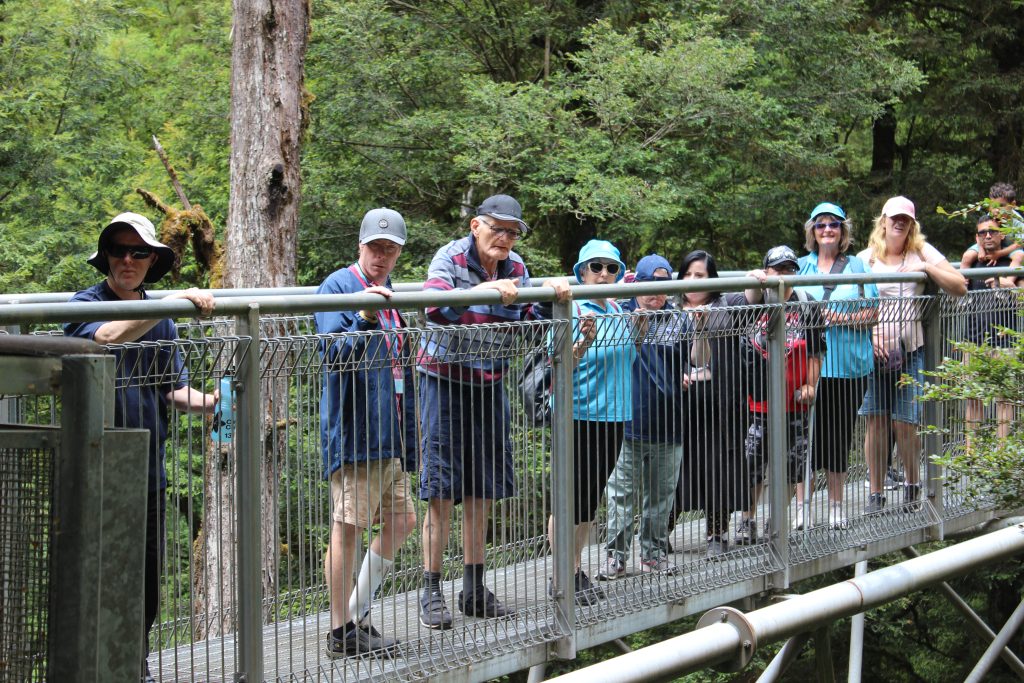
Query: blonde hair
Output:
[[803, 215, 853, 253], [866, 213, 926, 261]]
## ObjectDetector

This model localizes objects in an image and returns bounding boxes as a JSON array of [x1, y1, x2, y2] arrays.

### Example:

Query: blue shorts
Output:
[[417, 372, 514, 503], [858, 348, 924, 425]]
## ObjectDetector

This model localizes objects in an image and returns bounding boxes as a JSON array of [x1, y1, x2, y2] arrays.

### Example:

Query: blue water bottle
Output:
[[211, 376, 235, 444]]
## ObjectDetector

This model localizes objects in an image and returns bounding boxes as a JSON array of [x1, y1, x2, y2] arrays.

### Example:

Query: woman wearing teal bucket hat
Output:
[[547, 239, 636, 607]]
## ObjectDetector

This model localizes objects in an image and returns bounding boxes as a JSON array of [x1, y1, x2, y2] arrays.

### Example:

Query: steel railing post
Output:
[[920, 286, 945, 529], [551, 299, 576, 659], [768, 282, 790, 583], [235, 305, 263, 681], [50, 353, 147, 682]]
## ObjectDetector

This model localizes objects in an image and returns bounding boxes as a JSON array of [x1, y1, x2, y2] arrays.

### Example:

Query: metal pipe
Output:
[[902, 547, 1024, 678], [550, 298, 576, 659], [235, 305, 263, 682], [964, 597, 1024, 683], [847, 561, 867, 683], [15, 265, 1013, 304], [0, 272, 947, 325], [755, 632, 810, 683], [768, 282, 790, 580], [527, 663, 547, 683], [545, 524, 1024, 683], [814, 626, 835, 682]]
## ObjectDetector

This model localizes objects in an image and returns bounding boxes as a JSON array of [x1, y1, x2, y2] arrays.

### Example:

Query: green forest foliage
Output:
[[2, 0, 1022, 292]]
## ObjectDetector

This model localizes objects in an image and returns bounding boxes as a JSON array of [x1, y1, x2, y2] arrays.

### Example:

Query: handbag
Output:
[[517, 345, 552, 427], [876, 339, 907, 374]]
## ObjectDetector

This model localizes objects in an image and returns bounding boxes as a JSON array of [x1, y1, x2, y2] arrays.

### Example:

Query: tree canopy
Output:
[[1, 0, 1022, 292]]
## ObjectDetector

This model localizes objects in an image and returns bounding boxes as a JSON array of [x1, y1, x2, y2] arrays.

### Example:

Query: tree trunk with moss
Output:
[[193, 0, 309, 638]]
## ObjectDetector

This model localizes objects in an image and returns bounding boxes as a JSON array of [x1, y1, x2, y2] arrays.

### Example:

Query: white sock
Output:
[[349, 549, 391, 624]]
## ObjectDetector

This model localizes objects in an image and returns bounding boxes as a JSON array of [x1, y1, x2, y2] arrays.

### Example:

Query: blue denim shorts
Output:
[[417, 373, 514, 503], [858, 348, 924, 425]]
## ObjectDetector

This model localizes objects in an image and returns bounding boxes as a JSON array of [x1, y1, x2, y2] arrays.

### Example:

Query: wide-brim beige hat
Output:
[[87, 212, 176, 283]]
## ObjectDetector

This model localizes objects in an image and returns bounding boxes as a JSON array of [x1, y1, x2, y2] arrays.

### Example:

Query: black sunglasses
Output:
[[587, 261, 620, 275], [976, 228, 1000, 237], [106, 243, 155, 260]]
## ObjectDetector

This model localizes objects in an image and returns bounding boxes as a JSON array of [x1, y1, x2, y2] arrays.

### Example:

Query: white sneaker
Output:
[[791, 506, 805, 531], [828, 503, 848, 530]]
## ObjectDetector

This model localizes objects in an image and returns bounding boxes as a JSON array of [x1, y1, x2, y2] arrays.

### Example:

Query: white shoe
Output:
[[828, 503, 848, 530], [791, 506, 805, 531]]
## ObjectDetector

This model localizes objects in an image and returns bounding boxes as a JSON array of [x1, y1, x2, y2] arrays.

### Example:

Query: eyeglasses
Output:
[[813, 221, 842, 231], [977, 228, 1000, 237], [587, 261, 621, 275], [106, 244, 155, 260], [770, 265, 798, 274], [479, 220, 522, 241], [637, 275, 671, 282]]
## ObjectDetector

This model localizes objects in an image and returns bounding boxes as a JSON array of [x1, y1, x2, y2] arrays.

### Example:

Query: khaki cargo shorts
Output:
[[330, 458, 415, 528]]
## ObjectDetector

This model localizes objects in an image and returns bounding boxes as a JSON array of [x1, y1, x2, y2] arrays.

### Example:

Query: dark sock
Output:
[[423, 570, 442, 593], [332, 621, 355, 640], [463, 563, 485, 596]]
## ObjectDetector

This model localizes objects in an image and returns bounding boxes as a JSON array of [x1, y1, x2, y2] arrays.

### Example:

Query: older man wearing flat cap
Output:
[[416, 194, 570, 629], [64, 212, 217, 683]]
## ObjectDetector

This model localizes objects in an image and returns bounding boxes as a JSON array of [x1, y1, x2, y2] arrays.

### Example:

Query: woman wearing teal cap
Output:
[[794, 203, 878, 529], [547, 239, 636, 606]]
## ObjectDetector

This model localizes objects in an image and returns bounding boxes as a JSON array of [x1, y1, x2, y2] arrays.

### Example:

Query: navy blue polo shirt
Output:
[[64, 281, 187, 491]]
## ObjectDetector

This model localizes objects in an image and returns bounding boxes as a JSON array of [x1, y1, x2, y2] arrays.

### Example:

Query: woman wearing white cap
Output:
[[855, 196, 965, 514]]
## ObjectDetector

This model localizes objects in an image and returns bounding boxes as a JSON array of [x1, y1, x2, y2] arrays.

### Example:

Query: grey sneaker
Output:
[[419, 588, 453, 630], [706, 536, 728, 559], [597, 555, 626, 581], [864, 492, 886, 514], [640, 557, 678, 575]]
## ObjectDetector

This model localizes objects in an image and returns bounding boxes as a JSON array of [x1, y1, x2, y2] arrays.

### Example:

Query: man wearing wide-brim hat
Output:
[[65, 212, 218, 683]]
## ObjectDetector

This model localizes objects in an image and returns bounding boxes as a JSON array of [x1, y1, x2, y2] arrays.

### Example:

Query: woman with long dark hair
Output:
[[668, 250, 756, 558]]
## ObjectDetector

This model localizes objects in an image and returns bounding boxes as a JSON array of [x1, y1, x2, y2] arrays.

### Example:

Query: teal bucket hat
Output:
[[573, 239, 626, 283]]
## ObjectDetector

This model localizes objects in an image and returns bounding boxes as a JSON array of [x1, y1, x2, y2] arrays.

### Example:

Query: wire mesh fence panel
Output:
[[102, 332, 245, 683], [936, 285, 1023, 518], [251, 317, 568, 682], [0, 441, 54, 683]]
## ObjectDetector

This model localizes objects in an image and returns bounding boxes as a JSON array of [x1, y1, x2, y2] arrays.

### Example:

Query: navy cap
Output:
[[634, 254, 672, 281], [477, 194, 529, 233]]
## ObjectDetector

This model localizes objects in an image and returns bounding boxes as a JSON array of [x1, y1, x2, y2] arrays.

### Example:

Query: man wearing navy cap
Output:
[[314, 208, 418, 657], [65, 212, 218, 683], [417, 194, 570, 628]]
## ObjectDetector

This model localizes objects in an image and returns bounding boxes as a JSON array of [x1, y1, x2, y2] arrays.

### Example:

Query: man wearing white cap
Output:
[[64, 212, 218, 683], [314, 208, 417, 657]]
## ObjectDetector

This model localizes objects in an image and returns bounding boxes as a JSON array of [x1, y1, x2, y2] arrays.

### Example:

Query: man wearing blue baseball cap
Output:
[[417, 194, 570, 628]]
